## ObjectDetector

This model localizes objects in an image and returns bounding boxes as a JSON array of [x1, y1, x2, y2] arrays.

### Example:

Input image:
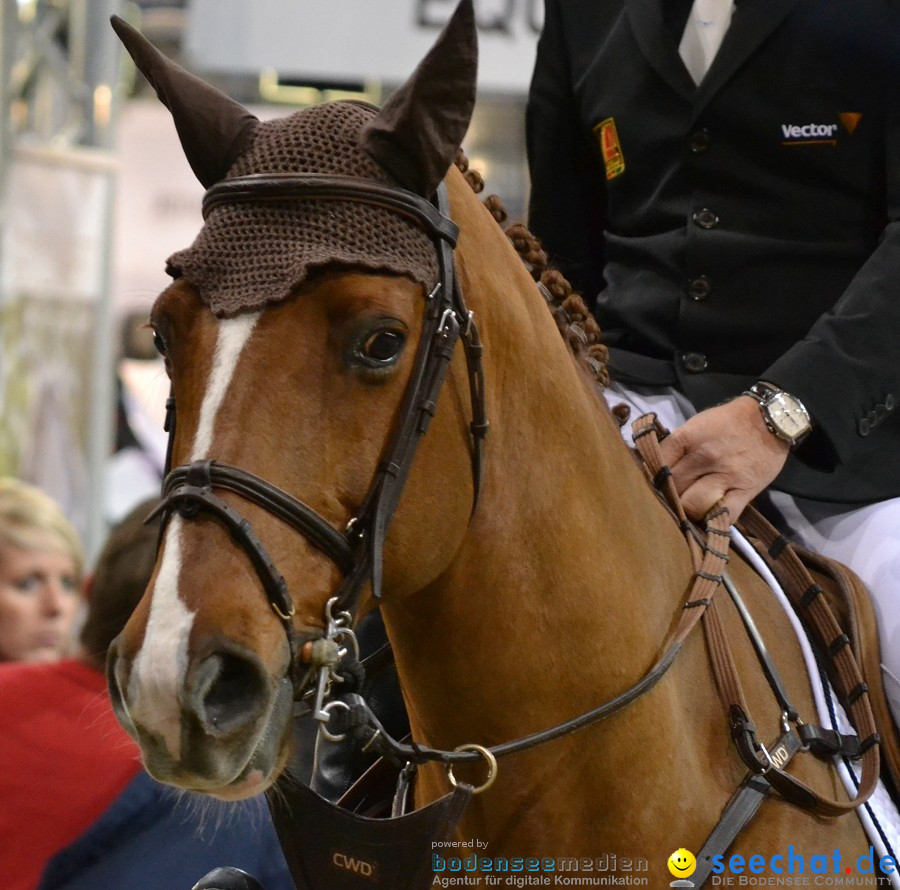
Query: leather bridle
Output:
[[151, 172, 488, 690]]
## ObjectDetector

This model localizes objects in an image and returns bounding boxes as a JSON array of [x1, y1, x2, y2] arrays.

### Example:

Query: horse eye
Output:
[[152, 329, 167, 357], [360, 330, 406, 364]]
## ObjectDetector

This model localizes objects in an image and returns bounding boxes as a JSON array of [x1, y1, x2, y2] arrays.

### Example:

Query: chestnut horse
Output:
[[107, 3, 882, 881]]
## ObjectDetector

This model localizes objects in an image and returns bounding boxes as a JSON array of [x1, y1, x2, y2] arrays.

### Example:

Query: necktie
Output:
[[678, 0, 735, 84]]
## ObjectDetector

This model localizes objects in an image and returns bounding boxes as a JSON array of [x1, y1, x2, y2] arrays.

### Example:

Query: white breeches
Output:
[[604, 381, 900, 730]]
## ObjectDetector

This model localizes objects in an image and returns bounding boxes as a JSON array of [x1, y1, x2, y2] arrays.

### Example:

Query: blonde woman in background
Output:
[[0, 478, 83, 663]]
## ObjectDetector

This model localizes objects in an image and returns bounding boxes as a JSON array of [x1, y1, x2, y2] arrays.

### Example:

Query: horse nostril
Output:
[[190, 650, 269, 735]]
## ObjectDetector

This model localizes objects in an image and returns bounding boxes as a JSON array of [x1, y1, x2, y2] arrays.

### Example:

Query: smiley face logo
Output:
[[667, 848, 697, 879]]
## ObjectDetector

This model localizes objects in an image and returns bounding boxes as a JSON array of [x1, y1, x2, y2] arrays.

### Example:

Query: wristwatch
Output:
[[743, 381, 812, 449]]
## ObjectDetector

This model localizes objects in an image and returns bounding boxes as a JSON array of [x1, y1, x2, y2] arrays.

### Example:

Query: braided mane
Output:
[[453, 151, 611, 392]]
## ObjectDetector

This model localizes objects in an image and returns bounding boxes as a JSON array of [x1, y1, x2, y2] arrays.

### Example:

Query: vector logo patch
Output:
[[781, 114, 862, 146], [781, 122, 838, 144]]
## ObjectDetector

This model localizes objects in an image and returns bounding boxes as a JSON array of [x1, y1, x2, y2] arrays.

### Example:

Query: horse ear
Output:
[[110, 15, 258, 187], [360, 0, 478, 196]]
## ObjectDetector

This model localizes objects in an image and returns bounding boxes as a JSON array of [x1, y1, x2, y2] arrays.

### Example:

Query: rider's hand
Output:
[[657, 396, 790, 522]]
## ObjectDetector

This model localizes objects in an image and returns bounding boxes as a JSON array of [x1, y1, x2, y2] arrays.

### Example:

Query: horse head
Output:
[[106, 2, 485, 799]]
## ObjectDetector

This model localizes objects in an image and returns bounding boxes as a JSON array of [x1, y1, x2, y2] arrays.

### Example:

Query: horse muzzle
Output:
[[107, 636, 295, 798]]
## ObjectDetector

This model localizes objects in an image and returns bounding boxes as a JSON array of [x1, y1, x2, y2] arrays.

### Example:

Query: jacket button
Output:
[[681, 352, 708, 373], [858, 417, 871, 437], [689, 129, 711, 154], [688, 275, 712, 301], [886, 394, 896, 411], [693, 208, 719, 229]]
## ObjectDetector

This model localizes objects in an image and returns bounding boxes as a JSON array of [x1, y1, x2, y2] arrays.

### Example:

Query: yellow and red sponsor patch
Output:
[[593, 117, 625, 181]]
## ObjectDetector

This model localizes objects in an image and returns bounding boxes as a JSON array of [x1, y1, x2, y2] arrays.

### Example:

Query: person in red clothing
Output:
[[0, 499, 151, 889], [0, 498, 295, 890]]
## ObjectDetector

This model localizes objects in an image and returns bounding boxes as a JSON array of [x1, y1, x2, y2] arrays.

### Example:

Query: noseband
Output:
[[151, 173, 488, 691]]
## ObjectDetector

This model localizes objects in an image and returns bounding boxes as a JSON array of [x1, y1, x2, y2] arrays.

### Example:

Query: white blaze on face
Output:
[[190, 313, 262, 461], [129, 313, 261, 758]]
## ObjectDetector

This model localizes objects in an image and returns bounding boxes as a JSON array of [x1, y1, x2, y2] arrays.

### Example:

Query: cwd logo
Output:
[[769, 744, 790, 769], [332, 851, 380, 882]]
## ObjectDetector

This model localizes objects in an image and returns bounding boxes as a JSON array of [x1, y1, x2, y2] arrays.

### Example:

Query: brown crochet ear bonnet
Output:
[[111, 6, 477, 319], [166, 102, 439, 317]]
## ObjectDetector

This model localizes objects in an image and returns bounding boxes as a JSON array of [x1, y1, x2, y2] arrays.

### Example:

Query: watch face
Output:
[[766, 392, 811, 439]]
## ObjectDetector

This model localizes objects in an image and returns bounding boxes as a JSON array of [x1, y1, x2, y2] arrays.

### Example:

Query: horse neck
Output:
[[380, 182, 872, 857], [381, 177, 696, 753]]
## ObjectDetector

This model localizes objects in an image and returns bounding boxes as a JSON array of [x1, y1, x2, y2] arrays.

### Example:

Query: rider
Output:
[[526, 0, 900, 729]]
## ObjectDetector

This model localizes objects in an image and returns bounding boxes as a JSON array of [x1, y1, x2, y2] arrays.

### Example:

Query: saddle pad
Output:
[[732, 529, 900, 884]]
